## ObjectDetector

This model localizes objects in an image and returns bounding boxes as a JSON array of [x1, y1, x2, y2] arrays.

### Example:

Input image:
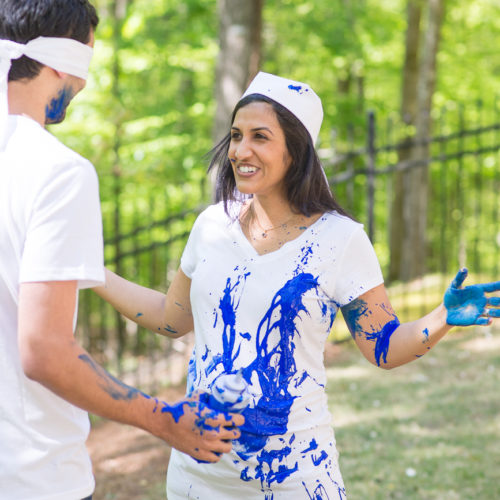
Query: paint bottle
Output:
[[208, 371, 252, 413]]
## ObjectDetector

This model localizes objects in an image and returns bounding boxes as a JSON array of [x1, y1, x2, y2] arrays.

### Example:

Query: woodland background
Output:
[[51, 0, 500, 385], [52, 1, 500, 497]]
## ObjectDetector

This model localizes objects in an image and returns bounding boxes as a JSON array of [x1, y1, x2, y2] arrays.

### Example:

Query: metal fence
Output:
[[77, 104, 500, 393]]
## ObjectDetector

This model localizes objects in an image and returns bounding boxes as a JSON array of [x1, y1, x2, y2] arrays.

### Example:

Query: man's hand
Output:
[[156, 391, 244, 463], [444, 268, 500, 326]]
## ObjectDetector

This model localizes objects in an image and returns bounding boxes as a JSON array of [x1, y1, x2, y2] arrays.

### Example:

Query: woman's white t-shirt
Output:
[[167, 202, 383, 499]]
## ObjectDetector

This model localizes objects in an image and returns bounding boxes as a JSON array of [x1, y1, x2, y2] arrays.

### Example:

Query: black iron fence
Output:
[[77, 103, 500, 392]]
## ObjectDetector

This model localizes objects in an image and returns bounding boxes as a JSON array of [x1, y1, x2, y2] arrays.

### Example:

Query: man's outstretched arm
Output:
[[18, 280, 243, 463]]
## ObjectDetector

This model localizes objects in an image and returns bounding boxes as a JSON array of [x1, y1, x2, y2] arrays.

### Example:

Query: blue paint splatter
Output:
[[341, 298, 400, 366], [365, 318, 400, 366], [198, 262, 341, 493], [311, 450, 328, 466], [301, 439, 319, 454], [422, 328, 429, 342]]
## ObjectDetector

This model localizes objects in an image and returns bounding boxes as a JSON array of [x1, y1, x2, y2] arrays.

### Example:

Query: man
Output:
[[0, 1, 243, 499]]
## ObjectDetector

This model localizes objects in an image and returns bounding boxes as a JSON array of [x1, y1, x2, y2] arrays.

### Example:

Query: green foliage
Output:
[[48, 0, 500, 293], [53, 0, 500, 216]]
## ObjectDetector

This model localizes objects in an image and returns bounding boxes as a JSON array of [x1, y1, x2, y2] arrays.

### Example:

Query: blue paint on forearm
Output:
[[365, 318, 401, 366], [342, 298, 400, 366]]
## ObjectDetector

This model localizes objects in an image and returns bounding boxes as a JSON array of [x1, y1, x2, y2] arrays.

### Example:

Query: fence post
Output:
[[366, 110, 376, 241]]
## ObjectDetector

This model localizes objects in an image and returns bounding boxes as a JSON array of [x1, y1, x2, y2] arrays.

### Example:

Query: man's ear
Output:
[[54, 69, 69, 79]]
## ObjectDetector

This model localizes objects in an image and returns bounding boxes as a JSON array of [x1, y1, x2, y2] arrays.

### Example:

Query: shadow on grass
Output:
[[327, 327, 500, 500]]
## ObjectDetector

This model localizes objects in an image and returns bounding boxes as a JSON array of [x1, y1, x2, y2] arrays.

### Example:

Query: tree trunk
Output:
[[401, 0, 445, 281], [213, 0, 263, 145], [390, 0, 445, 282], [388, 0, 422, 282]]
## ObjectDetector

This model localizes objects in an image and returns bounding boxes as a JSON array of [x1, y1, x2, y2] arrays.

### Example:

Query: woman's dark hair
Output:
[[208, 93, 352, 219], [0, 0, 99, 82]]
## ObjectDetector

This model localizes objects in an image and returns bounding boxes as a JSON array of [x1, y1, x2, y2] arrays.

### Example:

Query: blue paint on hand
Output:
[[444, 268, 500, 326]]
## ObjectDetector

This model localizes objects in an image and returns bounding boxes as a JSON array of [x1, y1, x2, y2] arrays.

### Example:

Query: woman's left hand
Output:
[[444, 268, 500, 326]]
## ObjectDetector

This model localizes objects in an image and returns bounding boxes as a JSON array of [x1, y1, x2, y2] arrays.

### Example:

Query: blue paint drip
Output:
[[288, 84, 303, 93], [422, 328, 429, 342], [311, 450, 328, 466], [365, 318, 400, 366], [240, 273, 319, 439], [219, 273, 249, 371], [207, 268, 337, 491], [301, 439, 318, 453]]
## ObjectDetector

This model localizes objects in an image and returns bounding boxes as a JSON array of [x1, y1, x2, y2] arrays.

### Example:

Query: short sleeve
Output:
[[180, 214, 203, 279], [334, 226, 384, 306], [20, 159, 104, 289]]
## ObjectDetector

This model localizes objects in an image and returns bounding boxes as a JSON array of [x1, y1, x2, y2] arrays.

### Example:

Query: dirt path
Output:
[[87, 386, 185, 500]]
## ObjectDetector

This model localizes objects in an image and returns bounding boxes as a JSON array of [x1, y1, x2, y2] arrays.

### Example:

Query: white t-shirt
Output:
[[0, 115, 104, 500], [167, 202, 383, 499]]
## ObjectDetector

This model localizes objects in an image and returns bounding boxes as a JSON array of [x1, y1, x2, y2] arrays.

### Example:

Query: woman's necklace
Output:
[[248, 202, 296, 239]]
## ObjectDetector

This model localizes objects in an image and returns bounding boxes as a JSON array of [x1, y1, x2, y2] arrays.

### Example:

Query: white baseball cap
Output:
[[241, 71, 323, 144]]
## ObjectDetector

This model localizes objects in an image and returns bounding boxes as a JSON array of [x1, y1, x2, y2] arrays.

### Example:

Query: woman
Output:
[[96, 72, 500, 499]]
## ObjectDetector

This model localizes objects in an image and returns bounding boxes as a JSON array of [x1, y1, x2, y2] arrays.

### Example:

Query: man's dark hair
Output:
[[0, 0, 99, 81], [208, 94, 352, 219]]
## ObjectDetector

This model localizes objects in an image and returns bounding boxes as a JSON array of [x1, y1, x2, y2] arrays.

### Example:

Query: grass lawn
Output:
[[327, 326, 500, 500], [89, 325, 500, 499]]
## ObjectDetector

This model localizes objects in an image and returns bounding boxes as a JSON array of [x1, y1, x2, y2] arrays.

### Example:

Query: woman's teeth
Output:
[[238, 165, 257, 173]]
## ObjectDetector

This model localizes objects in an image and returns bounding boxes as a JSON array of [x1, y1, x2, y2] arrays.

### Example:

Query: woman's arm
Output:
[[341, 269, 500, 369], [94, 267, 193, 338]]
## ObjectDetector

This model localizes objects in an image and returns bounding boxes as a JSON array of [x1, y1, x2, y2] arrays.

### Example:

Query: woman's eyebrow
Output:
[[231, 126, 274, 135]]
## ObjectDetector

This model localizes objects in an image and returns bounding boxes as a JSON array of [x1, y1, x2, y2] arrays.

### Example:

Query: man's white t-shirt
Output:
[[167, 202, 383, 499], [0, 116, 104, 500]]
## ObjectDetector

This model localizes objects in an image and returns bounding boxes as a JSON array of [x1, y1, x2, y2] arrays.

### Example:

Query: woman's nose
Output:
[[234, 138, 251, 160]]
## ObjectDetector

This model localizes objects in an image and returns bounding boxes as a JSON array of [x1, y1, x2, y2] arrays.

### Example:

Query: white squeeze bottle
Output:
[[209, 370, 253, 413]]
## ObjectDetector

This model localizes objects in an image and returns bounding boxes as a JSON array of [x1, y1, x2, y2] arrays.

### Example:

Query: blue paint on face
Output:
[[45, 85, 75, 124]]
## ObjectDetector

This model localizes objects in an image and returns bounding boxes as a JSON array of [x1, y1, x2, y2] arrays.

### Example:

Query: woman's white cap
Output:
[[241, 71, 323, 144]]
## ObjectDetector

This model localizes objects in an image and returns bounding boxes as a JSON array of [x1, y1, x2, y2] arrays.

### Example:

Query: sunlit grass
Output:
[[326, 326, 500, 499]]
